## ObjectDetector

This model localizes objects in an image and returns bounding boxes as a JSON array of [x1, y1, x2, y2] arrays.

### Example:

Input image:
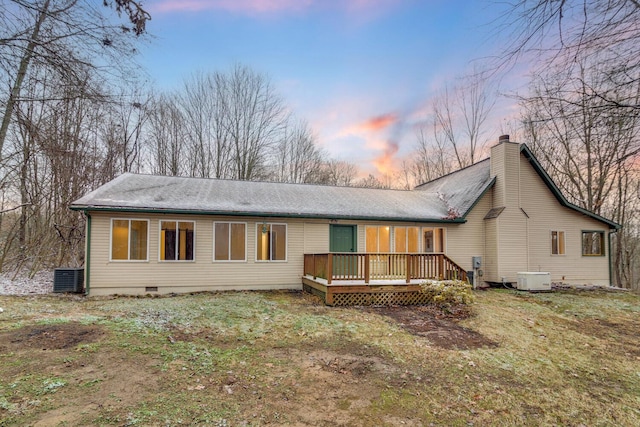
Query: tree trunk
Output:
[[0, 0, 51, 160]]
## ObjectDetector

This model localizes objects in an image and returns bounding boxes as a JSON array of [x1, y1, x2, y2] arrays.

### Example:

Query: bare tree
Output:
[[146, 93, 185, 176], [521, 57, 640, 288], [224, 65, 288, 180], [272, 119, 325, 183], [101, 85, 149, 175], [498, 0, 640, 289], [409, 124, 453, 186], [2, 65, 112, 272], [319, 159, 359, 187], [522, 60, 640, 215], [499, 0, 640, 112], [413, 70, 494, 182], [0, 0, 150, 164], [0, 1, 150, 273], [176, 71, 234, 179], [153, 66, 291, 181], [432, 74, 494, 169], [356, 174, 389, 189]]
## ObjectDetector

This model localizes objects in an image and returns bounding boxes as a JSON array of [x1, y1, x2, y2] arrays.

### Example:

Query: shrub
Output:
[[419, 279, 475, 307]]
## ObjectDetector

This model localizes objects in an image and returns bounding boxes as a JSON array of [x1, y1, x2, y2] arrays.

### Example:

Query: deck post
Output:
[[312, 254, 316, 279], [327, 253, 333, 285], [406, 254, 411, 283], [325, 287, 334, 305], [364, 253, 370, 284], [438, 254, 445, 279]]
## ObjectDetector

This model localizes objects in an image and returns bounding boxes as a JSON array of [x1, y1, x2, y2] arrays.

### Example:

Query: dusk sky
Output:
[[139, 0, 521, 177]]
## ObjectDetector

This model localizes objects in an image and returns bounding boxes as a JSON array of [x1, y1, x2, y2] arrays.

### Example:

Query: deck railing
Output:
[[303, 253, 467, 284]]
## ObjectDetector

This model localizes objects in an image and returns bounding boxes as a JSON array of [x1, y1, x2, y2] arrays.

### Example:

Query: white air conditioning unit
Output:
[[517, 272, 551, 291]]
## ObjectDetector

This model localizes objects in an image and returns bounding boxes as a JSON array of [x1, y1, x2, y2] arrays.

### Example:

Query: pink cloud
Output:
[[357, 113, 398, 132], [372, 139, 400, 176]]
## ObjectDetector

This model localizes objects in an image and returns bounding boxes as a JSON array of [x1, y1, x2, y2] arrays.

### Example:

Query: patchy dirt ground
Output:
[[0, 323, 162, 427], [0, 302, 494, 426], [0, 323, 104, 351], [1, 290, 638, 426], [368, 305, 498, 350]]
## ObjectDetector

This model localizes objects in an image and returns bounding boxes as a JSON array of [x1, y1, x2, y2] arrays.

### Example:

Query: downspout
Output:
[[608, 228, 617, 288], [84, 212, 91, 296]]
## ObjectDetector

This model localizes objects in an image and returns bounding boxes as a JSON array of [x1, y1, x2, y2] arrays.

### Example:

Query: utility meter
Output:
[[472, 256, 482, 269]]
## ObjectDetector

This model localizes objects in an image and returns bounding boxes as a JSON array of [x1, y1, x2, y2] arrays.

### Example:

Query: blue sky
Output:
[[139, 0, 517, 176]]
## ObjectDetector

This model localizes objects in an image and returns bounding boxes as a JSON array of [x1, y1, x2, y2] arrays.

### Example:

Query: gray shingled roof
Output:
[[414, 159, 493, 216], [71, 161, 494, 222]]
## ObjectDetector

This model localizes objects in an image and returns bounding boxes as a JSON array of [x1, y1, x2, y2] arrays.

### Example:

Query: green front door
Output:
[[330, 225, 356, 252], [330, 225, 357, 277]]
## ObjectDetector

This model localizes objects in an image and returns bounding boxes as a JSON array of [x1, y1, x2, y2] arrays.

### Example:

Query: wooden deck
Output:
[[302, 276, 432, 306], [302, 253, 468, 306]]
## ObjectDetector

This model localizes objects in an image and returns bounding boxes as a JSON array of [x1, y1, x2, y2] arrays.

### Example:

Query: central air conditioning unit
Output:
[[516, 272, 551, 291], [53, 268, 84, 293]]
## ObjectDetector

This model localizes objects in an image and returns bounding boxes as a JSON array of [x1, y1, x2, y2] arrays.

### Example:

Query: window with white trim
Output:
[[256, 223, 287, 261], [111, 219, 149, 261], [160, 220, 195, 261], [214, 222, 246, 261], [551, 230, 565, 255]]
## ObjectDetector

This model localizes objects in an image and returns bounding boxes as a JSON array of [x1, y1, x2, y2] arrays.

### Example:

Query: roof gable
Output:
[[519, 144, 620, 229], [413, 159, 494, 217]]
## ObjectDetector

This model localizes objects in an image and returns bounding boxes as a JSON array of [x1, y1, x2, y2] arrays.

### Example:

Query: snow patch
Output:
[[0, 270, 54, 295]]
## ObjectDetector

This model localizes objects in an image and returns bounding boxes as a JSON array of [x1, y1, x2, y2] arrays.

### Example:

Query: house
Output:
[[70, 136, 620, 302]]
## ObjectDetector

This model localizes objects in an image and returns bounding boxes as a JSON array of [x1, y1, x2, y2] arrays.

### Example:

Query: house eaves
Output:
[[70, 173, 468, 224], [520, 144, 621, 230], [69, 204, 466, 224]]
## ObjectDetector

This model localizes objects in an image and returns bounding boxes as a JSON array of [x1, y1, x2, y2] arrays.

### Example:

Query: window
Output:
[[551, 231, 565, 255], [366, 226, 422, 253], [111, 219, 148, 261], [214, 222, 246, 261], [582, 231, 605, 256], [256, 223, 287, 261], [423, 227, 445, 253], [366, 226, 390, 252], [394, 226, 420, 253], [160, 221, 194, 261]]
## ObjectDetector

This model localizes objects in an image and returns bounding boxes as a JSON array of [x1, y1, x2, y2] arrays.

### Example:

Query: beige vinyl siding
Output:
[[518, 156, 610, 285], [495, 207, 529, 282], [88, 213, 482, 295], [503, 143, 521, 208], [484, 215, 498, 282], [486, 141, 533, 283], [481, 147, 611, 285], [490, 146, 505, 207], [89, 212, 306, 296], [303, 222, 329, 253], [490, 141, 522, 209], [446, 191, 490, 272], [357, 223, 366, 252]]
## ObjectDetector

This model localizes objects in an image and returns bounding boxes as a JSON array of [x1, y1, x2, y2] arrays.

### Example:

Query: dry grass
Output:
[[0, 288, 638, 426]]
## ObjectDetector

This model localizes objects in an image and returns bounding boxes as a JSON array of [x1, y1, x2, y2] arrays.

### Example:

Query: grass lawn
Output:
[[0, 288, 638, 426]]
